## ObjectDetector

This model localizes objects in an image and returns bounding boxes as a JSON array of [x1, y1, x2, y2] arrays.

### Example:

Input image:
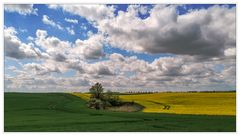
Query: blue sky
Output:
[[4, 4, 236, 92], [4, 4, 98, 43]]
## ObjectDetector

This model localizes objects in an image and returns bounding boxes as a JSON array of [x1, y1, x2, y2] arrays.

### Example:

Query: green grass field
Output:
[[4, 93, 236, 132]]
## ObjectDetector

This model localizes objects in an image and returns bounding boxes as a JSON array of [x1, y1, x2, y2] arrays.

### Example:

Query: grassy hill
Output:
[[4, 93, 236, 132]]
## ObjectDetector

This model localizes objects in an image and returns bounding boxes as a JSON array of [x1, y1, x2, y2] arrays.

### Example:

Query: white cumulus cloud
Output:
[[42, 15, 64, 30], [5, 4, 38, 15]]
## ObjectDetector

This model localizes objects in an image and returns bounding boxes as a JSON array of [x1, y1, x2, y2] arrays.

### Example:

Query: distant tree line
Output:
[[126, 91, 159, 94], [126, 90, 236, 93]]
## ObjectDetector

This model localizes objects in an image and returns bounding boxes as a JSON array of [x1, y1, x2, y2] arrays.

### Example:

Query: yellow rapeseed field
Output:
[[72, 92, 90, 101], [71, 92, 236, 116]]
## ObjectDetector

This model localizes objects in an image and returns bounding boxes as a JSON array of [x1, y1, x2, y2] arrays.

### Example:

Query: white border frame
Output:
[[0, 0, 238, 136]]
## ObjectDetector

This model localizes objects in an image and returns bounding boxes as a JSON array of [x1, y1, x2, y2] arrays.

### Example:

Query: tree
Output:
[[88, 83, 122, 110], [88, 83, 105, 110], [89, 82, 104, 99]]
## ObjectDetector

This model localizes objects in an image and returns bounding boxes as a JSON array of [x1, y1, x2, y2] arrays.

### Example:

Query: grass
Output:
[[73, 92, 236, 115], [4, 92, 235, 132]]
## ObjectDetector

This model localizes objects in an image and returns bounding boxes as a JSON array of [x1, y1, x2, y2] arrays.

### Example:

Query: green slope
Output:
[[4, 93, 236, 132]]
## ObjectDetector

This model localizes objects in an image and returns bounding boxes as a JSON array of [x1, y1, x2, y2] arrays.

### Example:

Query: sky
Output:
[[4, 4, 236, 92]]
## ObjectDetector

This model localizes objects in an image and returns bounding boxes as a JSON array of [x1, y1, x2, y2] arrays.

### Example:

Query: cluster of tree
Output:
[[127, 91, 159, 94], [88, 83, 122, 110]]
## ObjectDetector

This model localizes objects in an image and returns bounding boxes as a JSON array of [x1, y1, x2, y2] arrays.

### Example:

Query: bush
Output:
[[87, 83, 122, 110], [103, 91, 122, 106], [88, 98, 106, 110]]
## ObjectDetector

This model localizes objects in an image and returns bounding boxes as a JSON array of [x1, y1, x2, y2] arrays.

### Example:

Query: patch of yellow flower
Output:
[[72, 92, 90, 101], [71, 92, 236, 116]]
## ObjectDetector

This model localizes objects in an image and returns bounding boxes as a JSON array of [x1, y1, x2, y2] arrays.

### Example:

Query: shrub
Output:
[[88, 98, 106, 110], [88, 83, 122, 110], [103, 91, 122, 106]]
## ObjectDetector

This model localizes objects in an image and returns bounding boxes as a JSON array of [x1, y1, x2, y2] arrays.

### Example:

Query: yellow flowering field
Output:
[[72, 92, 90, 101], [71, 92, 236, 115]]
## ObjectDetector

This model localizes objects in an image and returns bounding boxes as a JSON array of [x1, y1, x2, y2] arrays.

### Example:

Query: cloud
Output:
[[48, 4, 115, 22], [84, 63, 115, 76], [47, 49, 67, 62], [224, 47, 236, 58], [69, 77, 90, 86], [7, 66, 17, 71], [222, 65, 235, 78], [42, 15, 64, 30], [72, 34, 105, 60], [5, 52, 236, 92], [105, 5, 234, 58], [4, 26, 41, 59], [4, 4, 236, 92], [5, 73, 91, 92], [64, 18, 78, 24], [35, 29, 104, 60], [58, 5, 234, 59], [109, 53, 124, 61], [23, 63, 56, 75], [66, 27, 75, 35], [139, 5, 149, 15], [77, 53, 233, 91], [23, 59, 68, 75], [35, 30, 71, 61], [87, 30, 93, 37], [5, 4, 38, 15]]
